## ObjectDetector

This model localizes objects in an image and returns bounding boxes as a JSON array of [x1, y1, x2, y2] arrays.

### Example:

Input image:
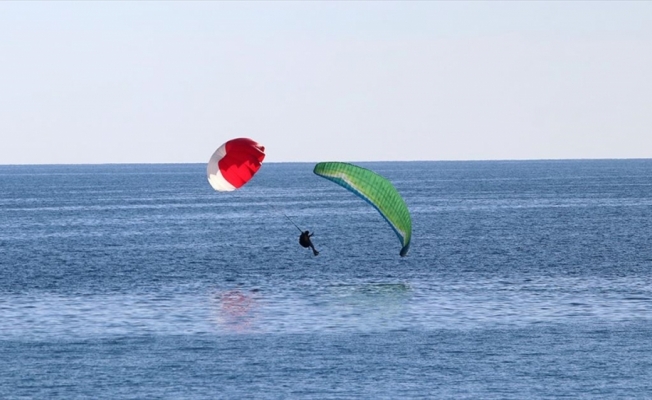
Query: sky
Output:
[[1, 1, 651, 164]]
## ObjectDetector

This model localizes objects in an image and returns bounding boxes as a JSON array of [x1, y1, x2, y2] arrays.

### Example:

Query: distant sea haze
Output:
[[1, 160, 651, 399]]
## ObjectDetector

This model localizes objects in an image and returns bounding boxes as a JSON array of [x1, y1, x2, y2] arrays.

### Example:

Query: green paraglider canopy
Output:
[[314, 162, 412, 256]]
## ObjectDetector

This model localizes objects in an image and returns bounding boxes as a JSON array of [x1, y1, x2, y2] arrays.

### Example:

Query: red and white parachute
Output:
[[207, 138, 266, 191]]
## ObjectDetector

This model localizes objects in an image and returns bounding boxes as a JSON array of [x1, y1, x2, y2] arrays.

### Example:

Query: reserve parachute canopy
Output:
[[207, 138, 265, 191], [313, 162, 412, 256]]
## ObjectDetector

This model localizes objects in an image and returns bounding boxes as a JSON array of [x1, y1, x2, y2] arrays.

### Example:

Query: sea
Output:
[[1, 160, 651, 399]]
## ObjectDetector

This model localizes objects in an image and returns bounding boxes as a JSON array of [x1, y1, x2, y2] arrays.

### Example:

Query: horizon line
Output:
[[1, 157, 651, 167]]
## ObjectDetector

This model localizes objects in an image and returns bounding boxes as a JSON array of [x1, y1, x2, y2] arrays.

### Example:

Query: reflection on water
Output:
[[324, 283, 412, 324], [213, 289, 259, 333], [2, 277, 652, 339], [206, 282, 414, 335]]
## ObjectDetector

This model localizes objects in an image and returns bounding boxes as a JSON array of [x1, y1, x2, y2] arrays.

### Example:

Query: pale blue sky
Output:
[[1, 1, 651, 164]]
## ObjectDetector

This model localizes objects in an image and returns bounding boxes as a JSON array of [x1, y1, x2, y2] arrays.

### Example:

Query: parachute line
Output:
[[270, 203, 303, 233], [282, 212, 303, 233]]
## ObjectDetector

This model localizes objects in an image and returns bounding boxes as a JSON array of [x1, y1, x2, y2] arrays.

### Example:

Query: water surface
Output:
[[1, 160, 651, 398]]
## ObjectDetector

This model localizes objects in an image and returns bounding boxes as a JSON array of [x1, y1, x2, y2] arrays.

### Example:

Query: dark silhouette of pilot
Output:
[[299, 231, 319, 256]]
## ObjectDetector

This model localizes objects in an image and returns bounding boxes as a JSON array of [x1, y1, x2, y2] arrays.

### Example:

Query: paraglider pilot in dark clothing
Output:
[[299, 231, 319, 256]]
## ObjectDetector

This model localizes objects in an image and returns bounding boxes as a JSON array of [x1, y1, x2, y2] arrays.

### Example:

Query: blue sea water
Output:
[[1, 160, 651, 399]]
